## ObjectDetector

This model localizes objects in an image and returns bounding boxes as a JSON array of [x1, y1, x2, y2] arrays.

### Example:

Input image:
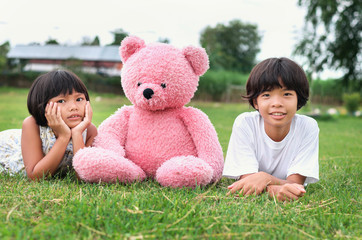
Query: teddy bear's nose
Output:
[[143, 88, 154, 100]]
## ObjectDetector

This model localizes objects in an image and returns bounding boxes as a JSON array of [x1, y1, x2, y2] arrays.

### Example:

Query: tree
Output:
[[200, 19, 262, 73], [45, 38, 59, 45], [81, 36, 92, 46], [0, 41, 10, 71], [294, 0, 361, 91], [91, 36, 100, 46], [158, 37, 170, 44], [81, 36, 100, 46], [109, 28, 128, 46]]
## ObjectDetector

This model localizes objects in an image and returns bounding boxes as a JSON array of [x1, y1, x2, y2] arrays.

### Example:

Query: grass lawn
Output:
[[0, 86, 361, 239]]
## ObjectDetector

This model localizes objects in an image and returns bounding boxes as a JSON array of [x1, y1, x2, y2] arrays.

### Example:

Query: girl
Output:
[[223, 58, 319, 201], [0, 70, 97, 180]]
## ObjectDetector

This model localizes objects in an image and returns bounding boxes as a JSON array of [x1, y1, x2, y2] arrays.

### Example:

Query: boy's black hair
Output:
[[27, 70, 90, 126], [244, 57, 309, 110]]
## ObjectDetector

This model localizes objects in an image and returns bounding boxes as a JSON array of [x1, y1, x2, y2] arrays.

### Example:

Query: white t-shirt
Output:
[[222, 111, 319, 184]]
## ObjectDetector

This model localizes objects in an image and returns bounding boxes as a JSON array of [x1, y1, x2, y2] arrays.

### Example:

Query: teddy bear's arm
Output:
[[180, 107, 224, 181], [93, 106, 133, 156]]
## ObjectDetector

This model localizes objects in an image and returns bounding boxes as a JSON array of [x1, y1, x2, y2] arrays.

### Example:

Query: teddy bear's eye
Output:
[[161, 83, 166, 89], [137, 82, 142, 87]]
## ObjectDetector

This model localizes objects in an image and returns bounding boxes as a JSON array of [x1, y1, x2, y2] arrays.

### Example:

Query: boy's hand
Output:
[[71, 101, 93, 135], [267, 183, 306, 201], [227, 172, 271, 196], [45, 102, 71, 139]]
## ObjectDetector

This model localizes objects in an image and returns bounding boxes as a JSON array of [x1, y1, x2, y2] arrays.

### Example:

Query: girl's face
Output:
[[48, 91, 87, 129], [254, 85, 298, 141]]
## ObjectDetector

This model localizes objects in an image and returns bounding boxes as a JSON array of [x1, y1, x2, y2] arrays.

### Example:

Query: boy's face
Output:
[[254, 85, 298, 141]]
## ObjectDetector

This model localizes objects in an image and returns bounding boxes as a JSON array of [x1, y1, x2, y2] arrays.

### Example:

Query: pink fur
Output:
[[73, 36, 224, 188], [119, 36, 146, 63], [182, 46, 209, 76]]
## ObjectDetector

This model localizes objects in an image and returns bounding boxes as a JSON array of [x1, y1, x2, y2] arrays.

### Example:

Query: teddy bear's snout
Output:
[[143, 88, 154, 100]]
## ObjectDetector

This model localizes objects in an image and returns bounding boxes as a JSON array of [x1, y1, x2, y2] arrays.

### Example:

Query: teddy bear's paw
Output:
[[73, 147, 146, 183], [155, 156, 213, 188]]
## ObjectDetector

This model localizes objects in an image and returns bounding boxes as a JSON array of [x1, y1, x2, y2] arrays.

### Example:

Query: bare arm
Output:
[[71, 101, 97, 154], [266, 174, 306, 201], [21, 116, 70, 180], [22, 102, 74, 180], [227, 172, 306, 198]]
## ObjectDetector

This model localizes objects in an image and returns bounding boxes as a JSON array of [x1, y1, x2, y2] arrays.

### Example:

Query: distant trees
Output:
[[81, 36, 100, 46], [108, 28, 129, 46], [200, 19, 262, 73], [294, 0, 361, 91], [0, 41, 10, 70], [45, 38, 59, 45], [158, 37, 170, 44]]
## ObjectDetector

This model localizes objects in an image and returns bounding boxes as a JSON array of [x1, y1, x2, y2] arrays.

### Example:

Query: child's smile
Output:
[[270, 112, 287, 119], [255, 85, 298, 141]]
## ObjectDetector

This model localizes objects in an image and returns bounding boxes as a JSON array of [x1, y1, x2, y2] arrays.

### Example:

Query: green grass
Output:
[[0, 87, 361, 239]]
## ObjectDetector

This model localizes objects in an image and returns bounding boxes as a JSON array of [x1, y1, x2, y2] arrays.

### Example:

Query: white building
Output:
[[7, 45, 123, 76]]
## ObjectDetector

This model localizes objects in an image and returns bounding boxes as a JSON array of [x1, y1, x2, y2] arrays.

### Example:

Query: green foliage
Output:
[[196, 70, 248, 101], [91, 36, 100, 46], [200, 19, 262, 73], [295, 0, 362, 90], [158, 37, 170, 44], [108, 28, 129, 46], [0, 71, 123, 95], [0, 41, 10, 71], [0, 41, 10, 56], [343, 93, 361, 114], [0, 87, 361, 239], [310, 78, 344, 104], [45, 38, 59, 45], [81, 36, 100, 46]]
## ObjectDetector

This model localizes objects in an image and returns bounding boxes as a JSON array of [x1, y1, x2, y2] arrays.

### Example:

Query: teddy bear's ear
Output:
[[119, 36, 146, 63], [182, 46, 209, 76]]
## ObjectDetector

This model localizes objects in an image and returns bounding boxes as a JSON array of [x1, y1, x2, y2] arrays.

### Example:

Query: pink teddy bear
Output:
[[73, 36, 224, 188]]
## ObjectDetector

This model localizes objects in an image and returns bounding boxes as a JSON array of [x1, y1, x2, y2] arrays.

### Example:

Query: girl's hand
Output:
[[71, 101, 93, 135], [267, 183, 306, 201], [227, 172, 271, 196], [45, 102, 71, 139]]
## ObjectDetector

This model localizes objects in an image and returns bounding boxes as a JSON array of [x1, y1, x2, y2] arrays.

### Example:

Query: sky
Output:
[[0, 0, 341, 78]]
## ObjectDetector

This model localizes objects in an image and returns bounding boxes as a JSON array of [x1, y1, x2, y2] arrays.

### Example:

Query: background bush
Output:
[[196, 70, 248, 101], [343, 92, 361, 114], [1, 71, 360, 105], [0, 71, 124, 95]]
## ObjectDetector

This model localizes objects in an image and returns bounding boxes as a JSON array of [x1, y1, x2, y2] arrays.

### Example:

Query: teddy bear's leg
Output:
[[73, 147, 146, 183], [155, 156, 214, 188]]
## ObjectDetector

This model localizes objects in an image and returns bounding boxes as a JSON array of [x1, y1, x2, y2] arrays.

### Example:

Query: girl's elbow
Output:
[[26, 169, 48, 181], [26, 173, 39, 181]]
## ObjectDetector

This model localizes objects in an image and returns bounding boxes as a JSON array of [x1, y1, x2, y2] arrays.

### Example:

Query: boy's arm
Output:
[[223, 114, 259, 179], [266, 183, 306, 201], [227, 172, 305, 197], [266, 174, 306, 201]]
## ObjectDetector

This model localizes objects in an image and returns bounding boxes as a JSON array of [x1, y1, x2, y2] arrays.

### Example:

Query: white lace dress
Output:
[[0, 127, 86, 176]]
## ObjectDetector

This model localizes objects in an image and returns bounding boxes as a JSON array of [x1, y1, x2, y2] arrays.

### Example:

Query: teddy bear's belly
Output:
[[125, 114, 197, 177]]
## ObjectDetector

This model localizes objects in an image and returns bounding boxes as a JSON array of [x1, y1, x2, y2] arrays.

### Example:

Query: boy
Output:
[[223, 58, 319, 201]]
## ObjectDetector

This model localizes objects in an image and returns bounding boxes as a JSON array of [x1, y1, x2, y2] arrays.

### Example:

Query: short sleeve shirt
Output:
[[222, 111, 319, 184]]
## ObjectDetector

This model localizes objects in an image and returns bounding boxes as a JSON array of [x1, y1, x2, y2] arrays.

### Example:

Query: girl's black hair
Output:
[[244, 57, 309, 110], [27, 70, 90, 126]]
